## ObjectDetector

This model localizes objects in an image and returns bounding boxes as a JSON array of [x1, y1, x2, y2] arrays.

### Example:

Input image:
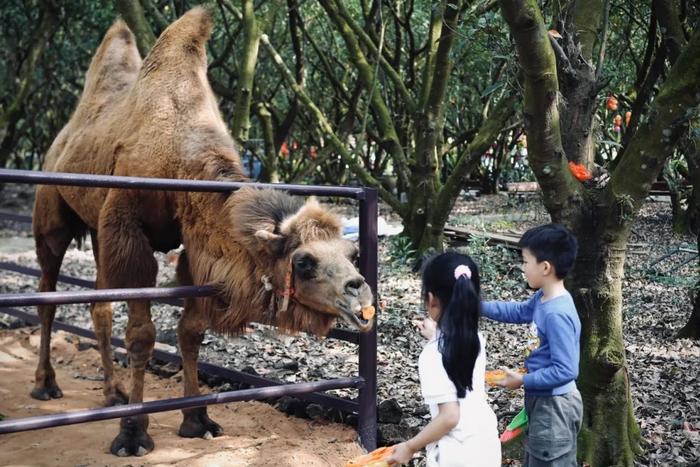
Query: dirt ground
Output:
[[0, 328, 363, 467]]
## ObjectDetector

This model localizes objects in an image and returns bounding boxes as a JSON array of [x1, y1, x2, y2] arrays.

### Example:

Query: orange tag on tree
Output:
[[567, 161, 592, 182]]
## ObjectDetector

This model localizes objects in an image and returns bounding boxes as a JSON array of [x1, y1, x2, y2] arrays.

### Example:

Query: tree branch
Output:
[[318, 0, 411, 191], [611, 27, 700, 211], [332, 0, 416, 110], [257, 31, 403, 213], [432, 94, 517, 228], [653, 0, 687, 63]]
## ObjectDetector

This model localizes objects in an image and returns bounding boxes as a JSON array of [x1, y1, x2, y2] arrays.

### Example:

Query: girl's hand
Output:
[[496, 367, 524, 390], [416, 317, 436, 340], [387, 442, 415, 465]]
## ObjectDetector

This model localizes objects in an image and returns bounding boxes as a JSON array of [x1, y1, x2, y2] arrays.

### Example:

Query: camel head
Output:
[[230, 188, 374, 335]]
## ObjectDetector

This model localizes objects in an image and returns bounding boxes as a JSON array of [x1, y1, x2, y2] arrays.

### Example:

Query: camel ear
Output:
[[254, 229, 287, 257], [254, 230, 282, 241]]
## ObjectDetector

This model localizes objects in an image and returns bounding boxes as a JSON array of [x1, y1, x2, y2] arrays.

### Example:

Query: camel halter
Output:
[[262, 258, 296, 318], [278, 258, 295, 313]]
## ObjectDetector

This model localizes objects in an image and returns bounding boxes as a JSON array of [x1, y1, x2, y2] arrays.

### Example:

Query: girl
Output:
[[388, 252, 501, 466]]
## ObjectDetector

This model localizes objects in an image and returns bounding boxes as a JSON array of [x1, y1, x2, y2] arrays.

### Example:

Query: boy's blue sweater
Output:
[[482, 290, 581, 396]]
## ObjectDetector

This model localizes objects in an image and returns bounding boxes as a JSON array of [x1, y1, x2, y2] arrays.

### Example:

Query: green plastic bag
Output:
[[500, 407, 528, 444]]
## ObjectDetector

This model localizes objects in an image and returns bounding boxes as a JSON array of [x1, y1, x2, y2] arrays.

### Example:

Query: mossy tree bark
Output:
[[231, 0, 261, 143], [553, 0, 607, 169], [500, 0, 700, 464], [115, 0, 156, 57]]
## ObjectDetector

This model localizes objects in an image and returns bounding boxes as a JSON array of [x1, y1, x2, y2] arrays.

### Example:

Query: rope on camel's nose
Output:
[[279, 258, 294, 313]]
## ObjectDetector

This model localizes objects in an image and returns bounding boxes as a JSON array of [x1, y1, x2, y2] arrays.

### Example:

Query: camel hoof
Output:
[[110, 416, 154, 457], [104, 387, 129, 407], [178, 407, 223, 439], [30, 384, 63, 401]]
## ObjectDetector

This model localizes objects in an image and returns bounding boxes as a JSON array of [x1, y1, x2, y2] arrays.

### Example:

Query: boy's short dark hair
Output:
[[519, 223, 578, 279]]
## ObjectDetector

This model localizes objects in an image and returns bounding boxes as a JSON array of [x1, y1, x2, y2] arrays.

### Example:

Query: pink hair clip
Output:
[[454, 264, 472, 280]]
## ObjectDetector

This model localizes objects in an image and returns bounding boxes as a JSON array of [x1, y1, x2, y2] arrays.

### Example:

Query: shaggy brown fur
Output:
[[30, 8, 373, 458]]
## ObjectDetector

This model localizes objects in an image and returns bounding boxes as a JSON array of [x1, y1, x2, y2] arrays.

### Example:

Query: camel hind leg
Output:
[[31, 185, 84, 400], [175, 250, 223, 439]]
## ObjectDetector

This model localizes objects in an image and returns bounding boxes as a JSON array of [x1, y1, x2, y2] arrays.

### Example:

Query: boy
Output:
[[484, 223, 583, 466]]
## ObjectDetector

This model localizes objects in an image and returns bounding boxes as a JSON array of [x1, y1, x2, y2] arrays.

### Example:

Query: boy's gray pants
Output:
[[523, 389, 583, 467]]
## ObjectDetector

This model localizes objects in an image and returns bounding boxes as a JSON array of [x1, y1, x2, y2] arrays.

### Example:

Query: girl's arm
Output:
[[387, 402, 460, 465]]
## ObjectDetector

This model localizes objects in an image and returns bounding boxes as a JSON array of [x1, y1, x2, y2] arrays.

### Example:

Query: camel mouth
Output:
[[335, 299, 374, 332]]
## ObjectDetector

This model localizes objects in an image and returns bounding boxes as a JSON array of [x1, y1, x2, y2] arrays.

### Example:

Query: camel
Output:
[[30, 7, 374, 457]]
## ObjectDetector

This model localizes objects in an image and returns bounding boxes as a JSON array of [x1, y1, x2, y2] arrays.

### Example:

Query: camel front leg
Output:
[[176, 251, 223, 439], [98, 194, 158, 457], [90, 302, 128, 406], [89, 230, 128, 406], [109, 299, 156, 457]]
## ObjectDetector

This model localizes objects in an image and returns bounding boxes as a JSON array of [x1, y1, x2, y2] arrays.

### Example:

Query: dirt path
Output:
[[0, 328, 363, 467]]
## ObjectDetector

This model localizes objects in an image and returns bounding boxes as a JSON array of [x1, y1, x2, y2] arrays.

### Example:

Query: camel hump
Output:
[[77, 19, 141, 115], [141, 6, 213, 74]]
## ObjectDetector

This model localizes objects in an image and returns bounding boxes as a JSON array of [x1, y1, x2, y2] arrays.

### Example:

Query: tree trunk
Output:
[[255, 103, 279, 183], [679, 129, 700, 338], [669, 189, 690, 233], [678, 287, 700, 339], [408, 1, 462, 253], [569, 211, 642, 464], [555, 0, 606, 168], [678, 245, 700, 339], [115, 0, 156, 57], [231, 0, 261, 143], [500, 0, 700, 464]]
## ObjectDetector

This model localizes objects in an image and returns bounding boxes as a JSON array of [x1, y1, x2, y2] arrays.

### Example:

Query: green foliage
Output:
[[456, 234, 521, 287], [488, 219, 515, 231], [387, 235, 416, 267], [1, 0, 118, 169]]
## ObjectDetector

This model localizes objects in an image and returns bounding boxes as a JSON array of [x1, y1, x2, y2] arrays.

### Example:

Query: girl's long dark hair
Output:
[[422, 252, 481, 397]]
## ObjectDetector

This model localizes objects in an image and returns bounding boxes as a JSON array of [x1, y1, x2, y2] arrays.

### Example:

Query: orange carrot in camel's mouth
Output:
[[361, 305, 375, 321]]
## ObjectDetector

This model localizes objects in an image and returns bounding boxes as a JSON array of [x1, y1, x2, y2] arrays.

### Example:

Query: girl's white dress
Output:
[[419, 331, 501, 466]]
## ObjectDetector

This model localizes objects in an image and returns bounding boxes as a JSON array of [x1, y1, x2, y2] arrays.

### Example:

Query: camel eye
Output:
[[350, 249, 359, 267], [293, 253, 317, 280]]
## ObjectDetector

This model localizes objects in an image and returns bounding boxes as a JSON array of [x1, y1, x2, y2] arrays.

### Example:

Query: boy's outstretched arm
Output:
[[481, 292, 539, 324], [522, 312, 579, 389]]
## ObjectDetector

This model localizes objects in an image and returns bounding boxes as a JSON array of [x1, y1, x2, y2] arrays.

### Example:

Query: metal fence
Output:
[[0, 168, 378, 450]]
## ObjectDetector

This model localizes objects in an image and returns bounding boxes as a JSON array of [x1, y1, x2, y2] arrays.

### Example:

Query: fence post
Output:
[[358, 187, 378, 451]]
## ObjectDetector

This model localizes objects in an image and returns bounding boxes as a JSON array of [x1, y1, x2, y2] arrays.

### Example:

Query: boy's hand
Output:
[[496, 367, 524, 390], [387, 442, 415, 465], [416, 317, 436, 340]]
